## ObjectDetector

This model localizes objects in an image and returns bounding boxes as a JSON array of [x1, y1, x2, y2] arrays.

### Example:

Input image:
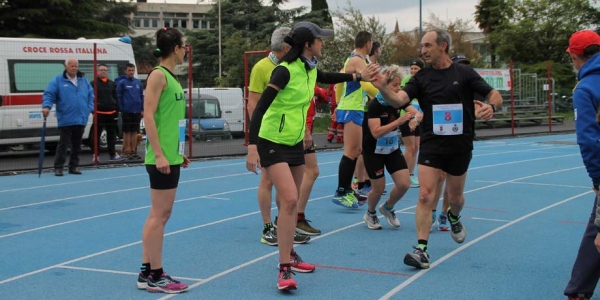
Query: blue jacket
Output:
[[117, 76, 144, 113], [574, 53, 600, 185], [42, 71, 94, 127]]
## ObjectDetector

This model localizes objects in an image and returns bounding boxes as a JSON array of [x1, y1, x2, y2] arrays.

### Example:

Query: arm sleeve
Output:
[[574, 86, 600, 184], [248, 86, 279, 145], [360, 82, 379, 98], [316, 69, 354, 84], [42, 77, 58, 109], [248, 67, 291, 145]]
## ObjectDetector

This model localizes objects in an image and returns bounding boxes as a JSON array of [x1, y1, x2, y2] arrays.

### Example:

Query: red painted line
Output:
[[558, 220, 587, 225], [463, 205, 509, 213], [314, 264, 411, 277]]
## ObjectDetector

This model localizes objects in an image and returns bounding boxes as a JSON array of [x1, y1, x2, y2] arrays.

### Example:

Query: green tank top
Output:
[[258, 58, 317, 146], [337, 54, 367, 111], [145, 66, 185, 165]]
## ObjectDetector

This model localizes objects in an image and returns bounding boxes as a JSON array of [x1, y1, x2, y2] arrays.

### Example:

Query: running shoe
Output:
[[146, 273, 188, 294], [378, 204, 400, 227], [296, 219, 321, 236], [290, 250, 315, 273], [332, 192, 359, 208], [277, 265, 297, 291], [438, 212, 450, 231], [448, 208, 466, 243], [403, 246, 430, 269]]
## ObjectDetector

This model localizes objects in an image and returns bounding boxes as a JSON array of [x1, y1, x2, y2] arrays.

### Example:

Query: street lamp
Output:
[[419, 0, 422, 51]]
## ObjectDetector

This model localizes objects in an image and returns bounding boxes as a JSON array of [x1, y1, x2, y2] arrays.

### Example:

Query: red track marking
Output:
[[558, 220, 587, 225], [314, 264, 412, 277], [463, 205, 509, 213]]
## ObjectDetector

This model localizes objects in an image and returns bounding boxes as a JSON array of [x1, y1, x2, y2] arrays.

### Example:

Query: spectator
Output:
[[95, 63, 122, 161], [117, 63, 144, 160], [42, 58, 94, 176]]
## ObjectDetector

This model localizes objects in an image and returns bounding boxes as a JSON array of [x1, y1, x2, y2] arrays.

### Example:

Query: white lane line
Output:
[[476, 180, 590, 189], [378, 190, 593, 300], [0, 166, 583, 286], [56, 265, 204, 283]]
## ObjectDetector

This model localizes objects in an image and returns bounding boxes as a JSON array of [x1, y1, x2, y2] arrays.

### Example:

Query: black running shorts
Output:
[[146, 164, 181, 190], [417, 151, 472, 176], [257, 137, 305, 168], [363, 149, 408, 180]]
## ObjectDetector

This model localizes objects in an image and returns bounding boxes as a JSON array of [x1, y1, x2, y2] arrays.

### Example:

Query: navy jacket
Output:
[[117, 76, 144, 113]]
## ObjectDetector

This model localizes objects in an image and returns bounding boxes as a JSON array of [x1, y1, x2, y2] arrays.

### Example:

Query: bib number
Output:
[[375, 130, 399, 154], [179, 119, 186, 155], [432, 104, 463, 135]]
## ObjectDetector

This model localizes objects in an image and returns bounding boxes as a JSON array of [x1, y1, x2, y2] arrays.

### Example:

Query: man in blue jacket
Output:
[[42, 58, 94, 176], [117, 63, 144, 160], [564, 29, 600, 300]]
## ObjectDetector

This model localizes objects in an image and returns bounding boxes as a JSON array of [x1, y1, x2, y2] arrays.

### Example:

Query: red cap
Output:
[[567, 30, 600, 55]]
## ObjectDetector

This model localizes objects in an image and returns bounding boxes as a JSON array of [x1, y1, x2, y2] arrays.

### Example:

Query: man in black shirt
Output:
[[373, 28, 503, 269], [95, 64, 122, 161]]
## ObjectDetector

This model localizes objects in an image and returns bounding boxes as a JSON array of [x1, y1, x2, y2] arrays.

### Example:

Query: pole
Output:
[[419, 0, 422, 51], [188, 45, 193, 157], [510, 59, 515, 136], [547, 60, 552, 132], [218, 0, 222, 78], [93, 43, 98, 165]]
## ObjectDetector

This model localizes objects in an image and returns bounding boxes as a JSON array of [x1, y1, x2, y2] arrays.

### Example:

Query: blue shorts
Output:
[[336, 109, 364, 126]]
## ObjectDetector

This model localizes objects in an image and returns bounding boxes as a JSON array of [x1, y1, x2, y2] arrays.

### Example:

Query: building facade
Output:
[[131, 1, 217, 38]]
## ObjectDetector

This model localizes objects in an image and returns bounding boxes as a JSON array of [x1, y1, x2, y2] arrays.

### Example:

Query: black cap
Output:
[[451, 54, 470, 65], [410, 59, 424, 69], [287, 22, 334, 45]]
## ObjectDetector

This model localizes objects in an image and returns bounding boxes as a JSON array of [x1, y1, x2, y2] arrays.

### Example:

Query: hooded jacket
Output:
[[42, 70, 94, 127]]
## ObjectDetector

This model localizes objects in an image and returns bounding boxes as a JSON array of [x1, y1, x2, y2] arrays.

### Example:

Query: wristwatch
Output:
[[356, 72, 362, 81], [490, 103, 497, 113]]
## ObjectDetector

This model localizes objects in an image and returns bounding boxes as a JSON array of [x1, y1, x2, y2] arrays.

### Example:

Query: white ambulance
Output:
[[0, 36, 136, 151]]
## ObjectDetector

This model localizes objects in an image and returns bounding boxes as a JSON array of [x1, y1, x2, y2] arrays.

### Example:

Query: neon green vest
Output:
[[337, 54, 367, 111], [145, 66, 185, 165], [258, 58, 317, 146]]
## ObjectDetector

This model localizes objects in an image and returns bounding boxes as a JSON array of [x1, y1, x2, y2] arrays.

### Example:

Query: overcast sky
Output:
[[144, 0, 483, 33]]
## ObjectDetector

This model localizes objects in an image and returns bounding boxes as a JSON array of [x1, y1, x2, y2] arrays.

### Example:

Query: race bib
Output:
[[179, 119, 186, 155], [433, 104, 463, 135], [375, 130, 399, 154]]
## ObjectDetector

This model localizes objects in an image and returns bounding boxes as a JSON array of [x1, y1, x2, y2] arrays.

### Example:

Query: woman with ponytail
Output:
[[137, 27, 189, 294], [245, 21, 379, 291]]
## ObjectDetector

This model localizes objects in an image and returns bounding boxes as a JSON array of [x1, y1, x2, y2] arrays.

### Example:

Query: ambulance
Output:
[[0, 36, 136, 152]]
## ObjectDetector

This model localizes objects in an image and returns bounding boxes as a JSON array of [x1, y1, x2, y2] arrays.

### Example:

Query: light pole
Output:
[[218, 0, 222, 78], [419, 0, 422, 51]]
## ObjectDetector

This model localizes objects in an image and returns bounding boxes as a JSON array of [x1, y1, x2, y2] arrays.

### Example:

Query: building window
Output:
[[143, 19, 150, 28], [181, 20, 187, 29]]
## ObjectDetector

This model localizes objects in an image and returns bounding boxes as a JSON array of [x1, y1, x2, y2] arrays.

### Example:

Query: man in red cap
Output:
[[564, 29, 600, 300]]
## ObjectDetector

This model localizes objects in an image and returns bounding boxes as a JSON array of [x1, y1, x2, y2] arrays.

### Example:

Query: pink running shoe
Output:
[[146, 273, 188, 294], [290, 250, 315, 273], [277, 265, 297, 291]]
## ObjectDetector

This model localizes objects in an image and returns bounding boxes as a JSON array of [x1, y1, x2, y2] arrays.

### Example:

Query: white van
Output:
[[196, 88, 245, 136], [0, 36, 136, 151]]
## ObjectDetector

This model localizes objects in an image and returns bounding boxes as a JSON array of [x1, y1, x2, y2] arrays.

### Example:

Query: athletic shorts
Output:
[[146, 164, 181, 190], [336, 109, 364, 126], [418, 151, 472, 176], [363, 149, 408, 179], [122, 112, 141, 133], [257, 137, 304, 168], [400, 122, 421, 137]]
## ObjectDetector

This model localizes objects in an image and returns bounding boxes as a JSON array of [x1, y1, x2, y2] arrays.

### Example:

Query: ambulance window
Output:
[[12, 62, 64, 92]]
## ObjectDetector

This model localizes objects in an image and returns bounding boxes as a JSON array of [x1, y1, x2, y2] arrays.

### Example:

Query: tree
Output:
[[424, 13, 482, 66], [389, 29, 421, 67], [131, 35, 158, 74], [323, 1, 392, 72], [0, 0, 136, 38], [474, 0, 514, 68], [186, 0, 299, 87]]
